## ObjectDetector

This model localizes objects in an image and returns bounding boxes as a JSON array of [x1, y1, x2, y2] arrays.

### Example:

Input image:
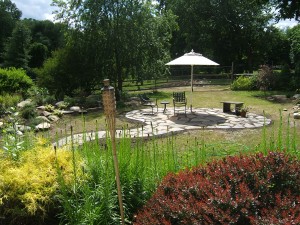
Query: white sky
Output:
[[11, 0, 58, 21], [11, 0, 299, 28]]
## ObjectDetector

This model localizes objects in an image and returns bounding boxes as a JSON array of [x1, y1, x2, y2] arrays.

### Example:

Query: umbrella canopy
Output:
[[166, 50, 219, 92]]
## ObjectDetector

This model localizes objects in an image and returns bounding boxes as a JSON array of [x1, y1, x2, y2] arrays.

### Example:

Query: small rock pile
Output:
[[1, 99, 91, 136]]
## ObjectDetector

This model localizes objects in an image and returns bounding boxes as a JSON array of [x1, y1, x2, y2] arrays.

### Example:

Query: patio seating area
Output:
[[56, 107, 271, 147]]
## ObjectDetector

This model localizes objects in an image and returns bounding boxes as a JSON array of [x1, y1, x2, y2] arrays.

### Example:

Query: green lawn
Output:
[[149, 85, 299, 156], [46, 84, 299, 155]]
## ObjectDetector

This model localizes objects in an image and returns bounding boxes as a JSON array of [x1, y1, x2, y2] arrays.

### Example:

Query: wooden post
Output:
[[102, 79, 125, 225]]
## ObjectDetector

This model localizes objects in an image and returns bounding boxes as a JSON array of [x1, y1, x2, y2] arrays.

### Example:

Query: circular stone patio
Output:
[[55, 107, 271, 147]]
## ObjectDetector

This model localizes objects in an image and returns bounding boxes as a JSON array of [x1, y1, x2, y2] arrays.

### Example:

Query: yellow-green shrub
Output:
[[0, 139, 84, 225]]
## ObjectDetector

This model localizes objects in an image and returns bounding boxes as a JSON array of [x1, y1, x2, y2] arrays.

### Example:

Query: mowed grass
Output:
[[154, 85, 299, 155], [45, 84, 299, 154]]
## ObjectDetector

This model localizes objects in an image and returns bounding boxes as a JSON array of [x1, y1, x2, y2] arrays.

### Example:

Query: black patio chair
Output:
[[139, 94, 158, 115]]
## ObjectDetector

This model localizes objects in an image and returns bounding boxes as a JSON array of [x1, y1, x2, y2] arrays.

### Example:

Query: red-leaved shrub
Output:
[[134, 152, 300, 225]]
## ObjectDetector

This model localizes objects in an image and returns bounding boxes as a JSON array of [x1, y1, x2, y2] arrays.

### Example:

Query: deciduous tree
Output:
[[53, 0, 177, 98]]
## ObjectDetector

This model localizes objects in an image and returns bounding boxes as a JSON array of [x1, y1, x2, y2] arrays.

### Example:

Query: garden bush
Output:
[[0, 94, 22, 115], [134, 152, 300, 225], [0, 68, 33, 96], [19, 102, 37, 120], [0, 139, 83, 225], [231, 75, 257, 91]]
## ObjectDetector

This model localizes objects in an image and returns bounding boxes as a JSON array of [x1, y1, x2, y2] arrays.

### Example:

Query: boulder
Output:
[[37, 106, 46, 111], [0, 121, 3, 129], [61, 110, 74, 115], [70, 106, 81, 112], [16, 130, 23, 136], [17, 99, 32, 108], [48, 115, 60, 122], [35, 122, 51, 131], [41, 111, 52, 117], [293, 94, 300, 99], [16, 125, 31, 132], [294, 113, 300, 119]]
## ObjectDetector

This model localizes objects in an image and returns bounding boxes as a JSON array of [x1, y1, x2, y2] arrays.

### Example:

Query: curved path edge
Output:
[[54, 107, 271, 147]]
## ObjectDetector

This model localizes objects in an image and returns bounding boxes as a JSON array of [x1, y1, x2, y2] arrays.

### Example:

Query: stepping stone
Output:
[[35, 122, 51, 131]]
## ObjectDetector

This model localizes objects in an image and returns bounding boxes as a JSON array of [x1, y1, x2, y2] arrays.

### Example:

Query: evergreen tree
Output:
[[3, 21, 31, 69]]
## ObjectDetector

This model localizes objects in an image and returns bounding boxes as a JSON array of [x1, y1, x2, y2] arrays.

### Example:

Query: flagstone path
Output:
[[55, 107, 271, 147]]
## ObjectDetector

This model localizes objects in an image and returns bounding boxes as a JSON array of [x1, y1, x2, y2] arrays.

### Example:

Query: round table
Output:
[[160, 101, 170, 114]]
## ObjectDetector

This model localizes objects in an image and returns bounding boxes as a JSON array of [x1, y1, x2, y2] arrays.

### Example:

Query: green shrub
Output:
[[0, 68, 33, 96], [19, 102, 37, 120], [85, 94, 101, 108], [53, 109, 63, 117], [134, 152, 300, 225], [27, 87, 56, 106], [63, 96, 77, 107], [231, 75, 257, 90], [45, 104, 55, 112], [0, 94, 22, 115], [0, 139, 83, 225]]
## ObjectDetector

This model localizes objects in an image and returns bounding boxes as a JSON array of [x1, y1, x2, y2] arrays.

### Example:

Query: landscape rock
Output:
[[41, 111, 52, 117], [16, 130, 23, 136], [48, 115, 60, 122], [17, 125, 31, 132], [35, 122, 51, 131], [0, 121, 3, 128], [294, 113, 300, 119], [61, 110, 74, 115], [293, 94, 300, 99], [17, 99, 32, 108], [70, 106, 81, 112], [37, 106, 46, 111], [36, 116, 51, 123]]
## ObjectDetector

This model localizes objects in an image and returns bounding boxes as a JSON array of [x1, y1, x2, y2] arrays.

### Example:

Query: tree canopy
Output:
[[0, 0, 21, 63], [272, 0, 300, 21], [51, 0, 177, 97], [1, 0, 300, 97]]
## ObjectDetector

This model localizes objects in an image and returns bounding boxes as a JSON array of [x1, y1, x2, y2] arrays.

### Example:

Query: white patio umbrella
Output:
[[166, 49, 219, 92]]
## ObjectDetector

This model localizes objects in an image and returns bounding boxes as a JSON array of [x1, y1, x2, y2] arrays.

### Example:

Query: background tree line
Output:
[[0, 0, 299, 99]]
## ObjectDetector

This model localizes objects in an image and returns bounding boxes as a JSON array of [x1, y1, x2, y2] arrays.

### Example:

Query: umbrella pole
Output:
[[191, 65, 194, 92], [190, 65, 194, 112]]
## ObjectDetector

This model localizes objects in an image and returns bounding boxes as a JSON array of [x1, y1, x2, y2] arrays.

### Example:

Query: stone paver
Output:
[[55, 107, 271, 147]]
